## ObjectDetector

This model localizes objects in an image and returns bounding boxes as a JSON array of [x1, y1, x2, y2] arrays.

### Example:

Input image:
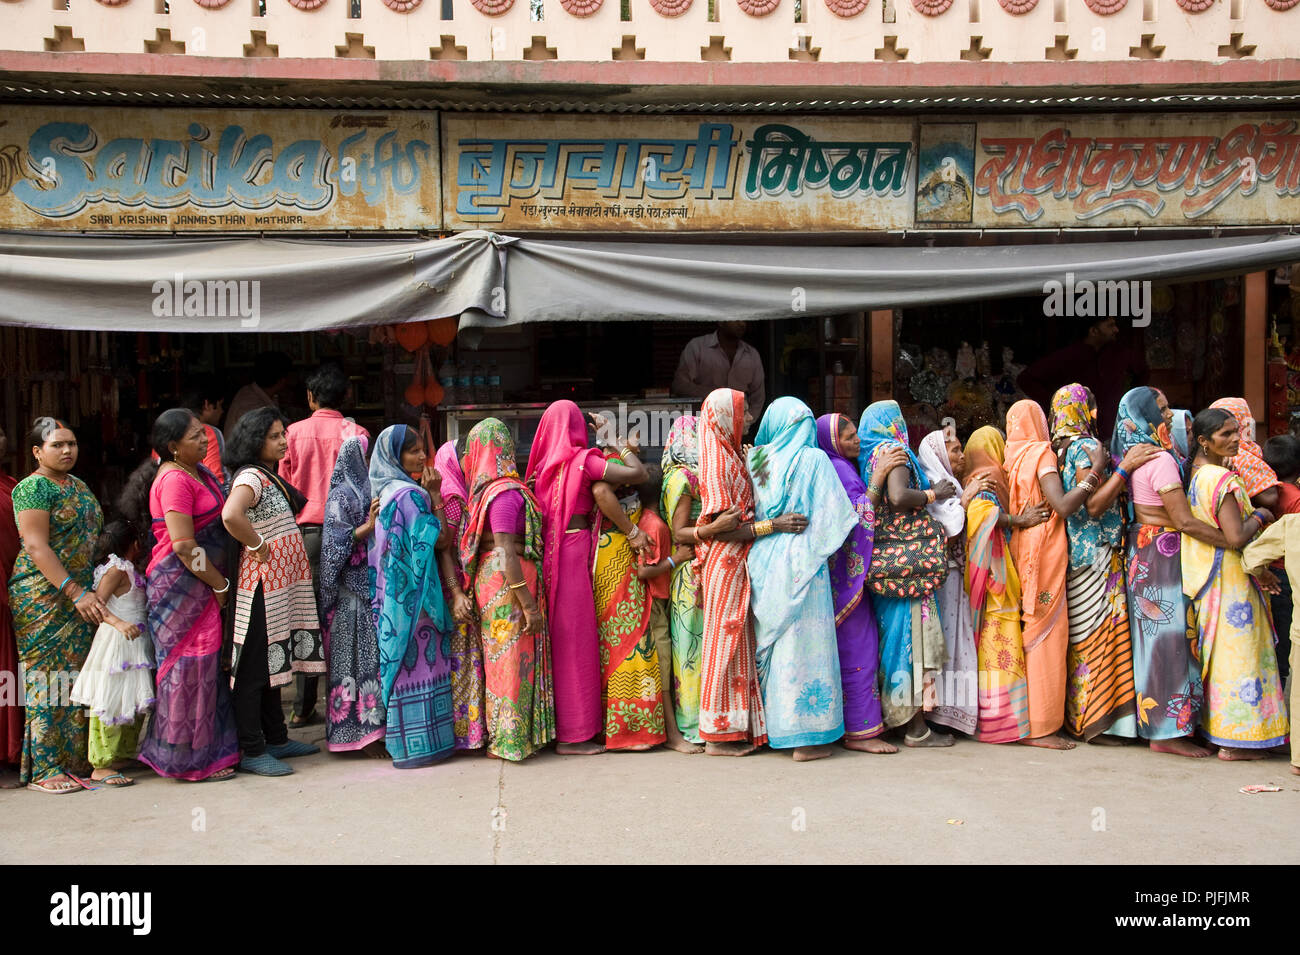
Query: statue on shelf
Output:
[[954, 340, 976, 381]]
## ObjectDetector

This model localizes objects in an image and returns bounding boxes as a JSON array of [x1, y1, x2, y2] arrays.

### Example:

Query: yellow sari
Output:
[[1183, 465, 1288, 748]]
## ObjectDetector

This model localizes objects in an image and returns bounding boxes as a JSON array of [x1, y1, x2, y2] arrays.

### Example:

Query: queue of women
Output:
[[2, 381, 1294, 792]]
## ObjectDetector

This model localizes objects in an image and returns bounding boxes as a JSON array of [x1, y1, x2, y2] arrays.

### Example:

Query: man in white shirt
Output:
[[671, 322, 765, 415]]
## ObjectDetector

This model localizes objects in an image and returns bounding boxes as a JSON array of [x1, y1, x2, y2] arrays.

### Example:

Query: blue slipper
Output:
[[239, 753, 294, 776], [267, 739, 320, 759]]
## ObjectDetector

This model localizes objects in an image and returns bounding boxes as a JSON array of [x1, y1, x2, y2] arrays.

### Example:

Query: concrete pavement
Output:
[[2, 723, 1296, 865]]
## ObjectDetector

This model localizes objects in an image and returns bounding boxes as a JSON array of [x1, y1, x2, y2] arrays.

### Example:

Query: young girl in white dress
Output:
[[70, 520, 154, 787]]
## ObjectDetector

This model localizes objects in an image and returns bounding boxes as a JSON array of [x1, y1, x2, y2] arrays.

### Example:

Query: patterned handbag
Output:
[[866, 498, 948, 598]]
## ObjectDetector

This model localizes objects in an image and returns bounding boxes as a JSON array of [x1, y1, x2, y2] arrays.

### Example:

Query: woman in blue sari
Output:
[[747, 398, 857, 761], [368, 425, 456, 769], [857, 401, 959, 748]]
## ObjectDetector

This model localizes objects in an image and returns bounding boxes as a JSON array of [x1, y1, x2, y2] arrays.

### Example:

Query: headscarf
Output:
[[1170, 409, 1192, 462], [319, 435, 371, 621], [458, 418, 544, 585], [660, 414, 701, 496], [434, 440, 469, 517], [524, 399, 605, 610], [693, 388, 754, 575], [1210, 396, 1280, 498], [369, 424, 422, 506], [1110, 387, 1168, 459], [917, 430, 966, 538], [748, 397, 818, 518], [1049, 383, 1095, 452], [747, 398, 857, 639], [857, 400, 928, 492], [816, 413, 864, 501], [963, 426, 1010, 511], [816, 413, 874, 623]]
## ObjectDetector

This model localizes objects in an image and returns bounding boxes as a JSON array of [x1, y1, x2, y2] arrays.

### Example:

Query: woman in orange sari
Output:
[[1005, 399, 1104, 750]]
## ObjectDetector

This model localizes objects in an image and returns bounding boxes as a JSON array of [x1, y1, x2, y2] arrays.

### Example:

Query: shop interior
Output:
[[1, 267, 1294, 505]]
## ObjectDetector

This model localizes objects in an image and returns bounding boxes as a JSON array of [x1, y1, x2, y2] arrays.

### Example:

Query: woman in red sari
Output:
[[525, 400, 646, 754], [694, 388, 807, 756]]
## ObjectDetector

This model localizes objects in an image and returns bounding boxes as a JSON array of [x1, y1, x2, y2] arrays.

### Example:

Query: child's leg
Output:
[[652, 599, 700, 753]]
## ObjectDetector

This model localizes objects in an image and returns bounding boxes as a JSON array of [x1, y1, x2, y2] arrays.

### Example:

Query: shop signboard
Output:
[[958, 113, 1300, 229], [0, 107, 442, 231], [443, 114, 916, 231]]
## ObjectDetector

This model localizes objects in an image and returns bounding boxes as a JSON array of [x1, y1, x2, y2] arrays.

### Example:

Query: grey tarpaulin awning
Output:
[[0, 230, 508, 333], [2, 230, 1299, 332], [475, 232, 1300, 328]]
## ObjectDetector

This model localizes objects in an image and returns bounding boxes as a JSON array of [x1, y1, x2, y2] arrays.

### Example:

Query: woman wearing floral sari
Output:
[[0, 426, 23, 778], [1113, 387, 1226, 757], [1050, 385, 1159, 743], [1005, 398, 1100, 750], [917, 430, 979, 737], [434, 440, 486, 752], [1210, 397, 1281, 512], [368, 425, 456, 769], [746, 398, 855, 760], [857, 401, 958, 748], [131, 409, 240, 782], [1183, 408, 1288, 760], [815, 414, 907, 754], [320, 436, 384, 754], [10, 418, 105, 791], [695, 388, 783, 756], [459, 418, 556, 761], [592, 472, 666, 751], [963, 427, 1042, 742], [526, 400, 646, 755]]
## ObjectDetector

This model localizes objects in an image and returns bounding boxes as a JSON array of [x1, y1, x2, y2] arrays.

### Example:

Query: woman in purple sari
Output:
[[815, 413, 908, 754], [368, 425, 456, 769], [128, 409, 240, 781]]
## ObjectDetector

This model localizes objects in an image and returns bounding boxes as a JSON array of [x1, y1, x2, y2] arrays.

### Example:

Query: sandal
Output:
[[187, 767, 236, 783], [27, 776, 83, 794], [904, 727, 955, 748], [90, 772, 134, 788], [288, 712, 323, 728]]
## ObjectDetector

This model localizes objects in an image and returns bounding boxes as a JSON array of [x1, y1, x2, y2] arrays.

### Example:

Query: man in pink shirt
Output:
[[280, 363, 370, 725]]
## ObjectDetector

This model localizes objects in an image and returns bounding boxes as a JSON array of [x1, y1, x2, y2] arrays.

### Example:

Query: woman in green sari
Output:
[[9, 418, 106, 793]]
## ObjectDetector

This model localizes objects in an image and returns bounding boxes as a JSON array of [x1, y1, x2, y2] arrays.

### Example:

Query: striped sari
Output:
[[1051, 384, 1137, 741]]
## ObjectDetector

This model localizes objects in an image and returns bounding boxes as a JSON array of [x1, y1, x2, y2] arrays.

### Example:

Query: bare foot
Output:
[[844, 736, 899, 754], [1291, 764, 1300, 775], [1019, 734, 1076, 751], [1088, 735, 1126, 747], [705, 741, 756, 757], [556, 740, 606, 756], [666, 738, 705, 754], [362, 741, 390, 760], [1149, 738, 1211, 758], [609, 743, 657, 753], [1217, 746, 1267, 761], [792, 745, 832, 762], [904, 728, 955, 748]]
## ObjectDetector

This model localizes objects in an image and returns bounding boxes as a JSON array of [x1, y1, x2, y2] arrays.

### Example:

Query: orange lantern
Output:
[[395, 321, 428, 353], [427, 316, 459, 346], [424, 379, 445, 407]]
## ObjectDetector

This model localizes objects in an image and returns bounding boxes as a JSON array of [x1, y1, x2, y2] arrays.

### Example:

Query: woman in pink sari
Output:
[[525, 401, 647, 754]]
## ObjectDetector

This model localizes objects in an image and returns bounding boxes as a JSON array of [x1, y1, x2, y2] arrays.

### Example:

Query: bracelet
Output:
[[867, 483, 882, 497], [753, 519, 775, 538], [58, 574, 72, 594], [695, 526, 709, 543], [1116, 467, 1130, 483], [211, 577, 230, 595], [508, 580, 529, 590], [666, 555, 676, 570], [71, 587, 87, 603], [246, 535, 265, 552], [924, 489, 936, 505]]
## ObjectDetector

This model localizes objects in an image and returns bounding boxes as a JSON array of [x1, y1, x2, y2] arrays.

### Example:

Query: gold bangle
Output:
[[924, 489, 936, 505], [508, 580, 528, 590], [754, 519, 774, 537]]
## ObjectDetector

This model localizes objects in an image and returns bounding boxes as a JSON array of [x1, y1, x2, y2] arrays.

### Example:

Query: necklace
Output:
[[169, 459, 201, 481]]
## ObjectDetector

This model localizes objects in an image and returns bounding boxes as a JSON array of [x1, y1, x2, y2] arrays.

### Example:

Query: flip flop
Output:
[[26, 777, 83, 794], [89, 772, 134, 788]]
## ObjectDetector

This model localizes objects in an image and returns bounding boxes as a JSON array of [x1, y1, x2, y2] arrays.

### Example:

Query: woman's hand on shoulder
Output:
[[1119, 443, 1160, 473], [932, 479, 958, 501], [774, 512, 809, 534], [870, 446, 909, 488]]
